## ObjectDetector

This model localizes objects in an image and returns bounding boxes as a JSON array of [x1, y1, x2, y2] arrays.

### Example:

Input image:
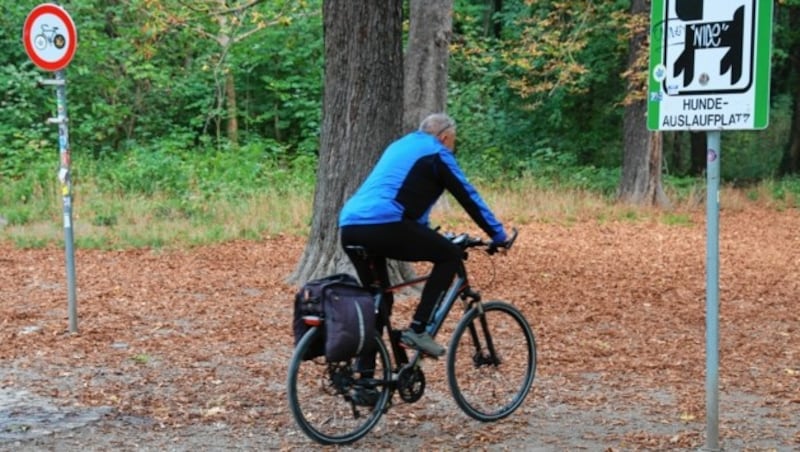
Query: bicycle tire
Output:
[[447, 301, 536, 421], [287, 326, 391, 445], [34, 34, 47, 50]]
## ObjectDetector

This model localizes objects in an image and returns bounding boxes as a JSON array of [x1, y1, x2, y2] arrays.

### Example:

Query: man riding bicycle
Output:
[[338, 113, 509, 358]]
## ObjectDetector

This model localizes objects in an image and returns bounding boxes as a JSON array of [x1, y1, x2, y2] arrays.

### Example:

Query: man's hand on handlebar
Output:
[[487, 227, 518, 255], [442, 227, 518, 254]]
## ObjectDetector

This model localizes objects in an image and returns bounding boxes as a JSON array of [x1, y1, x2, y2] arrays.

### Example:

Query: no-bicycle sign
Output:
[[647, 0, 772, 131], [22, 3, 77, 72]]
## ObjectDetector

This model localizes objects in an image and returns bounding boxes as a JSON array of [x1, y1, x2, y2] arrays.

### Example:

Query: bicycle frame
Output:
[[374, 265, 479, 374]]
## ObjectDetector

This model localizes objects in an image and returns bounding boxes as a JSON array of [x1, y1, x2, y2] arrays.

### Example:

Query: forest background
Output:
[[1, 0, 799, 250]]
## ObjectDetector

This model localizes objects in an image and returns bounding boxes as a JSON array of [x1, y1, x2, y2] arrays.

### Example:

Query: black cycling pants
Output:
[[340, 220, 464, 330]]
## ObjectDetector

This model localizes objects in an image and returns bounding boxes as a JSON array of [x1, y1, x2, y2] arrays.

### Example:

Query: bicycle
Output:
[[34, 24, 66, 51], [287, 228, 536, 445]]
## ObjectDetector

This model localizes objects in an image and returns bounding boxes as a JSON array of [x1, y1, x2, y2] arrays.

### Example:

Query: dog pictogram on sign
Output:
[[663, 0, 753, 96], [673, 3, 745, 87]]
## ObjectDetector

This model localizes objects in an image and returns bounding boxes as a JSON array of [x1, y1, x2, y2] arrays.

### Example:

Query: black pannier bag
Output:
[[293, 273, 377, 361]]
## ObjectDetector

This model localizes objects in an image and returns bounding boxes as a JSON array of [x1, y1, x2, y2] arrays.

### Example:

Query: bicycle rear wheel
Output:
[[447, 301, 536, 421], [287, 326, 391, 445]]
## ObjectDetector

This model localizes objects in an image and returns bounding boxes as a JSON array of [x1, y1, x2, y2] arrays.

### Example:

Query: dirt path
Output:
[[2, 207, 799, 450]]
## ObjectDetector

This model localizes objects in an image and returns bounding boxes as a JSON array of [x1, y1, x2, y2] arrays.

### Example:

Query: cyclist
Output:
[[339, 113, 509, 358]]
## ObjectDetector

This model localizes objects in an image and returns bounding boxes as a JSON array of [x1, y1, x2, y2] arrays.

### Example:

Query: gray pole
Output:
[[704, 130, 721, 451], [43, 70, 78, 333]]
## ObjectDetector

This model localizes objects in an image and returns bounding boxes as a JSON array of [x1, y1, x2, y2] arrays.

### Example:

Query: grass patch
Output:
[[661, 213, 693, 226], [1, 182, 313, 249], [2, 173, 798, 250]]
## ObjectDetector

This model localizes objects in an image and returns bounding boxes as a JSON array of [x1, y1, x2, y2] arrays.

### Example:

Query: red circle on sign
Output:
[[22, 3, 77, 72]]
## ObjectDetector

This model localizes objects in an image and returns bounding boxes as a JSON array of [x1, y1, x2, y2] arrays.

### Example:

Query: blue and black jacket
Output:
[[339, 131, 506, 243]]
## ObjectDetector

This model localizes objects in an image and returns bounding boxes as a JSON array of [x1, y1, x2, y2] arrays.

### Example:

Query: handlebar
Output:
[[445, 227, 518, 254]]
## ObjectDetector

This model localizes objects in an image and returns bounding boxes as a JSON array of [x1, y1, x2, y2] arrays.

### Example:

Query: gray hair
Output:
[[419, 113, 456, 136]]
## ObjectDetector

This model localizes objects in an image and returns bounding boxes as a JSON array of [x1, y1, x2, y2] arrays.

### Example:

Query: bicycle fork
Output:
[[466, 304, 502, 366], [457, 286, 502, 367]]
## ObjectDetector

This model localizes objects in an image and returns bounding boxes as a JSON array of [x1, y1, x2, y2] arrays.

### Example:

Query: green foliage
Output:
[[769, 176, 800, 208], [2, 0, 322, 174], [495, 0, 630, 165], [1, 0, 798, 247], [449, 0, 631, 180], [241, 13, 323, 155], [85, 137, 313, 199], [0, 63, 53, 178], [720, 94, 794, 183]]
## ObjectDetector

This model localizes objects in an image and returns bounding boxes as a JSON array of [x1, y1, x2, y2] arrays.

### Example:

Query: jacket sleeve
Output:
[[436, 151, 507, 242]]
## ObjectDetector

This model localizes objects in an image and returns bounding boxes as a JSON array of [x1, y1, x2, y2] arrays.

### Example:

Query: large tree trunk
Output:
[[780, 4, 800, 175], [403, 0, 453, 133], [620, 103, 669, 206], [619, 0, 669, 206], [290, 1, 404, 284]]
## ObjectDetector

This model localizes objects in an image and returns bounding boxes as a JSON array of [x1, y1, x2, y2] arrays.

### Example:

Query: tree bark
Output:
[[780, 5, 800, 175], [666, 132, 682, 175], [619, 0, 669, 207], [403, 0, 453, 133], [225, 70, 239, 146], [620, 103, 669, 206], [290, 1, 404, 284], [782, 91, 800, 174], [390, 0, 455, 285], [690, 131, 706, 176], [482, 0, 503, 38]]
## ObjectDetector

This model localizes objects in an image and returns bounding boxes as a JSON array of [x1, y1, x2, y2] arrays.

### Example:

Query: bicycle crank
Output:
[[396, 365, 425, 403]]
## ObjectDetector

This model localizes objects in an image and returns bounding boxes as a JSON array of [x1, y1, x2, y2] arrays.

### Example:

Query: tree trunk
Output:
[[290, 1, 404, 284], [782, 91, 800, 174], [403, 0, 453, 133], [780, 4, 800, 175], [482, 0, 503, 38], [619, 0, 669, 207], [690, 131, 707, 176], [225, 70, 239, 146], [667, 132, 682, 175], [620, 103, 669, 206], [392, 0, 455, 285]]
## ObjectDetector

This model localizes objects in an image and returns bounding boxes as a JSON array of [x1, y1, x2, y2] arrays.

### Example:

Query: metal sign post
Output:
[[647, 1, 772, 450], [23, 3, 79, 333], [704, 130, 721, 448]]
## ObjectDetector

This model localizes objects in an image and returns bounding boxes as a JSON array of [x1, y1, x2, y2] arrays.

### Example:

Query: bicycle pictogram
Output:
[[34, 24, 66, 51]]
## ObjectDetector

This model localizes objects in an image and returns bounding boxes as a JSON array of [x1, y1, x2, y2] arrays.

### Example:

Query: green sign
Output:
[[647, 0, 772, 131]]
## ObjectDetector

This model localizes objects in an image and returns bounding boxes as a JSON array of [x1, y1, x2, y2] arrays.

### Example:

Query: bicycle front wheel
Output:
[[447, 301, 536, 421], [287, 326, 391, 445]]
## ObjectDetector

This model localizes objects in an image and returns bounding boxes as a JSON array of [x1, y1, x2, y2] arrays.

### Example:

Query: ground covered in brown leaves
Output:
[[1, 207, 799, 450]]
